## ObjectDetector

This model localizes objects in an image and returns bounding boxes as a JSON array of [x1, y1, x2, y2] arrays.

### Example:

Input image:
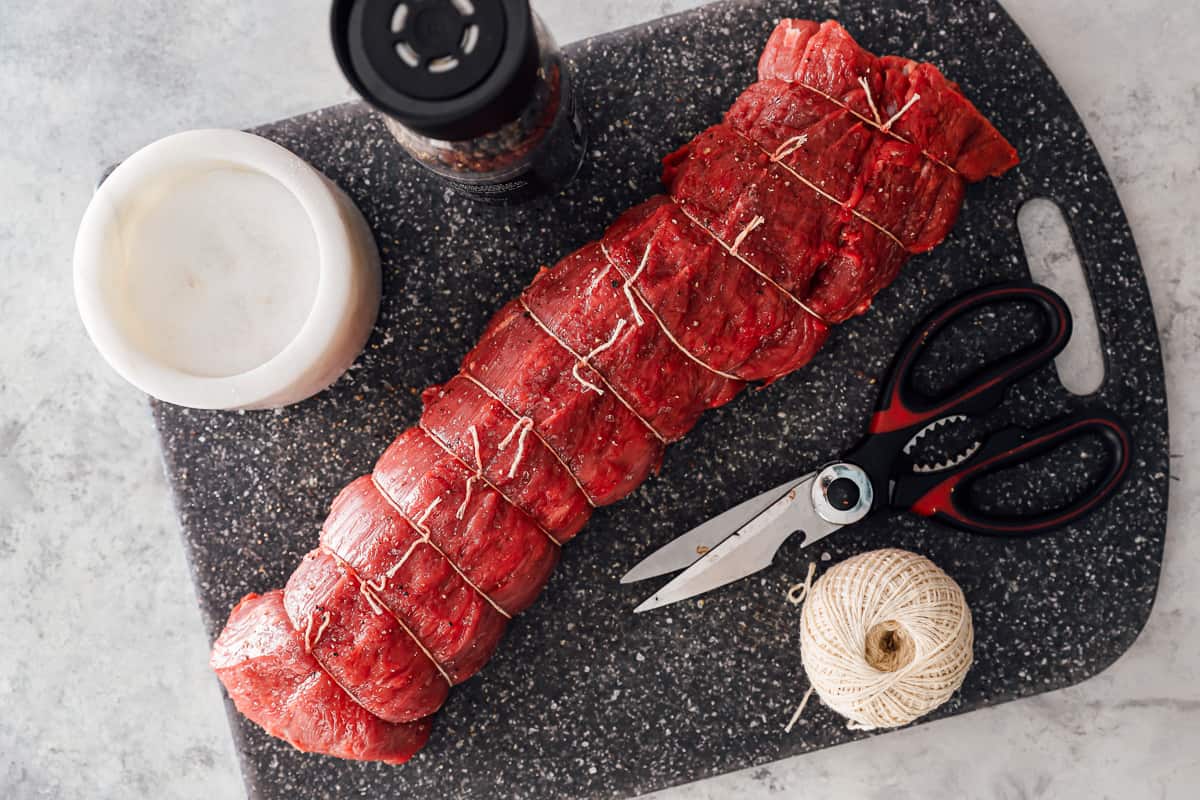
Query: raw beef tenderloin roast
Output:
[[211, 19, 1018, 763]]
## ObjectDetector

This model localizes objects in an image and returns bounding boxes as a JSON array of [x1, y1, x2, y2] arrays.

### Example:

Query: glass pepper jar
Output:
[[332, 0, 586, 205]]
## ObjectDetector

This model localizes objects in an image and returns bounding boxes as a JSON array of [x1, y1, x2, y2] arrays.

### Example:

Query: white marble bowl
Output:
[[73, 129, 380, 410]]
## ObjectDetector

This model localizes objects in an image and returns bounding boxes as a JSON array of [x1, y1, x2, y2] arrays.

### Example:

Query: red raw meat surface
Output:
[[373, 428, 560, 615], [210, 591, 431, 763], [464, 299, 666, 502], [284, 549, 449, 723], [522, 241, 745, 440], [420, 376, 593, 540], [212, 19, 1018, 764], [603, 196, 831, 382], [320, 475, 509, 684]]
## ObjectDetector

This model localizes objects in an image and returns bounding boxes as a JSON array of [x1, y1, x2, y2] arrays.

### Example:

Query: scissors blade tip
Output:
[[633, 592, 675, 613], [619, 562, 663, 584]]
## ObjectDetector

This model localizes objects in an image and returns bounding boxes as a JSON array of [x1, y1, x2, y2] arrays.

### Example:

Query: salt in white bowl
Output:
[[74, 128, 381, 410]]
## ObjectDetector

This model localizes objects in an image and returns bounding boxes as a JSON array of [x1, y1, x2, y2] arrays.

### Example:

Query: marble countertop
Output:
[[1, 1, 1196, 798]]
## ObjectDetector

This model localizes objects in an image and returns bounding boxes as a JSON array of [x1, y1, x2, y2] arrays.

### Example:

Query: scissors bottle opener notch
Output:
[[623, 282, 1133, 613]]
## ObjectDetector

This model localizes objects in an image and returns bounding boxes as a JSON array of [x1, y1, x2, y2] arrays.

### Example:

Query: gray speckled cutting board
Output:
[[151, 1, 1168, 798]]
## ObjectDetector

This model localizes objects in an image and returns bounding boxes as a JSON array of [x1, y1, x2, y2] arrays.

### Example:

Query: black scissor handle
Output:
[[868, 282, 1073, 435], [892, 411, 1132, 537]]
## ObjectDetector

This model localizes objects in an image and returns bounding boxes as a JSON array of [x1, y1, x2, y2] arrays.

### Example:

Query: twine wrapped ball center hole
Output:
[[864, 619, 916, 673]]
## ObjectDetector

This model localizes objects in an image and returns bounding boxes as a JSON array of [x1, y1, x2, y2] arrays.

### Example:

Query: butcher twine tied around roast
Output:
[[210, 18, 1018, 765]]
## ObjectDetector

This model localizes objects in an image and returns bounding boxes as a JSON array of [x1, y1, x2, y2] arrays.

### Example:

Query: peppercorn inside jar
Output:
[[332, 0, 587, 205]]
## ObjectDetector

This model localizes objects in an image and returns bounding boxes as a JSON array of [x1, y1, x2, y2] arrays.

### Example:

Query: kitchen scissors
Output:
[[623, 282, 1132, 613]]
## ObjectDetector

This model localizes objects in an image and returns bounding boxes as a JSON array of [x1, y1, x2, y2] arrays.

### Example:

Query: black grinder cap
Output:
[[331, 0, 539, 141]]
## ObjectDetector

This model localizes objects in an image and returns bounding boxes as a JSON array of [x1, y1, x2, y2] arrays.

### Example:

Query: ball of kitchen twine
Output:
[[796, 548, 973, 730]]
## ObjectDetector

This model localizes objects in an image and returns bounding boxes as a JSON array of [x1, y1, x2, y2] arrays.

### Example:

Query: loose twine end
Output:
[[786, 561, 817, 606], [858, 75, 882, 126], [856, 76, 921, 134], [881, 93, 921, 133], [784, 562, 819, 732], [784, 685, 815, 733]]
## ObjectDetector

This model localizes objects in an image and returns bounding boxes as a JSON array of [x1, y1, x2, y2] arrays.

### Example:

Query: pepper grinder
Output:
[[331, 0, 587, 205]]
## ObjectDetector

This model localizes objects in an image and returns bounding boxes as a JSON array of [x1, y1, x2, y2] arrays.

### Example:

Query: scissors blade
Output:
[[634, 475, 841, 613], [620, 476, 811, 584]]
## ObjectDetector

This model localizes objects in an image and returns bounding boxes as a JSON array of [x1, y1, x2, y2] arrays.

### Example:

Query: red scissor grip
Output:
[[870, 282, 1073, 435], [896, 412, 1132, 537]]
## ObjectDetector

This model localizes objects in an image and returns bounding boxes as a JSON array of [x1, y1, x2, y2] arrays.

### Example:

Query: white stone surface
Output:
[[0, 1, 1196, 798]]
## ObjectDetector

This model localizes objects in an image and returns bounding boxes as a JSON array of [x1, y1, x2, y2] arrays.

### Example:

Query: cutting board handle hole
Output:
[[1018, 198, 1105, 396]]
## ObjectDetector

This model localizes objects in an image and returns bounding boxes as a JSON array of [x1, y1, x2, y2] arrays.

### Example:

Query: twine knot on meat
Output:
[[787, 548, 973, 731]]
